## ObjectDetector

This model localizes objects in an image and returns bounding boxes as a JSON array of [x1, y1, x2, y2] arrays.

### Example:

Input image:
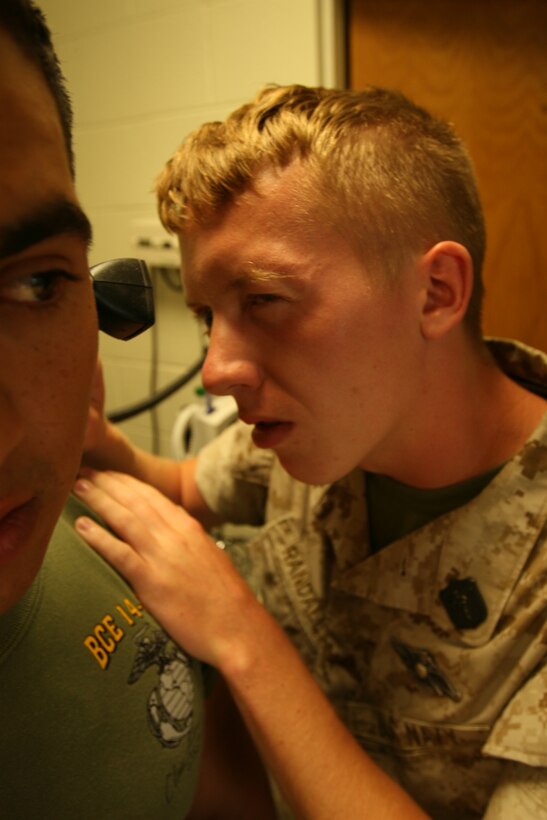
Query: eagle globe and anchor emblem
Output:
[[128, 627, 194, 748]]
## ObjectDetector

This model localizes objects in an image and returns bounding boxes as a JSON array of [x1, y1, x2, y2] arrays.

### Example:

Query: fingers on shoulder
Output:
[[75, 515, 142, 580]]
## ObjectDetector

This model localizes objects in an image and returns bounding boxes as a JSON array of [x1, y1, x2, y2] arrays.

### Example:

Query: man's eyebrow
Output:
[[242, 265, 298, 284], [0, 199, 93, 260], [185, 263, 303, 309]]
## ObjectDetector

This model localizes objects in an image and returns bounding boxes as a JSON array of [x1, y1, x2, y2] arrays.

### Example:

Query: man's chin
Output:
[[277, 452, 344, 487], [0, 496, 61, 615], [0, 548, 46, 615]]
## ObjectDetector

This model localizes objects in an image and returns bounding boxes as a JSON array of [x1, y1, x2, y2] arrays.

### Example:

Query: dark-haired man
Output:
[[0, 4, 274, 817]]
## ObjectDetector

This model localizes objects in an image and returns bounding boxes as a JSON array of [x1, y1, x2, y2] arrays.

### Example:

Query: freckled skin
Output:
[[182, 165, 427, 487]]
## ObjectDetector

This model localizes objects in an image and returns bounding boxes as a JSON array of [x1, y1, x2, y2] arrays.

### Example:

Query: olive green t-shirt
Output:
[[0, 496, 205, 820], [367, 464, 504, 552]]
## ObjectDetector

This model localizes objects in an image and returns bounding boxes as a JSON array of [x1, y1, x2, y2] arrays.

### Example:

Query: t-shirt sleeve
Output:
[[195, 420, 273, 525]]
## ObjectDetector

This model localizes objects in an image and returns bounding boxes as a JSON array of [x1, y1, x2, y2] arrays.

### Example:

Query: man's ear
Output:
[[419, 241, 473, 340]]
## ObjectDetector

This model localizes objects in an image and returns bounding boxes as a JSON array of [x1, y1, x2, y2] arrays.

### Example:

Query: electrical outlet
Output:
[[132, 217, 180, 269]]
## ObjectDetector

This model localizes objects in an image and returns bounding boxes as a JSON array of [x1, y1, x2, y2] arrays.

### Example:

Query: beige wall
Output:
[[40, 0, 345, 454]]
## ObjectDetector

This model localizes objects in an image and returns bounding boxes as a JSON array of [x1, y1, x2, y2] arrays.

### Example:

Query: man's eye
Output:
[[0, 270, 75, 304], [249, 293, 281, 307]]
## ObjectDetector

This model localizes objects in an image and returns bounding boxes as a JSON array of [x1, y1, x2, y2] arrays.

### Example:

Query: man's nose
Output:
[[201, 319, 262, 397]]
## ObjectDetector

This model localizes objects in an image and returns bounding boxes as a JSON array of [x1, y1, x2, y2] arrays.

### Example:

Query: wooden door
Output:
[[347, 0, 547, 352]]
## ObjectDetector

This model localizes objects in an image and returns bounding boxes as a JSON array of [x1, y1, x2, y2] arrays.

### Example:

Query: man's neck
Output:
[[370, 338, 546, 489]]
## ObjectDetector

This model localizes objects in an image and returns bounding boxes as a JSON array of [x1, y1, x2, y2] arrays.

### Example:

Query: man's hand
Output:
[[73, 469, 259, 669]]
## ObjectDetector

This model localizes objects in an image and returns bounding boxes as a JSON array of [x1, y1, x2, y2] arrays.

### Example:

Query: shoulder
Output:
[[195, 421, 274, 524], [197, 420, 275, 485]]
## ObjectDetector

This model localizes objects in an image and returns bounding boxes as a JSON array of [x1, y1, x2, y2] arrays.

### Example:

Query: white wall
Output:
[[40, 0, 345, 455]]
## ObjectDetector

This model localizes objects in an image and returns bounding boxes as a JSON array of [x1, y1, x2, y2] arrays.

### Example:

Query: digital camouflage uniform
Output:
[[196, 340, 547, 819]]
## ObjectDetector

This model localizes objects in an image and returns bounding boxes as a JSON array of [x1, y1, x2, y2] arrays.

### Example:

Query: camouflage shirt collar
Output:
[[319, 340, 547, 645], [486, 338, 547, 398]]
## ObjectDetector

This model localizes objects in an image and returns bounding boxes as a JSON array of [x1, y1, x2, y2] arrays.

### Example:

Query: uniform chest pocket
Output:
[[340, 699, 501, 819]]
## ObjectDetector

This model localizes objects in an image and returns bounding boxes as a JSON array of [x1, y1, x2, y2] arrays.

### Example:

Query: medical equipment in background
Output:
[[91, 257, 201, 420], [171, 390, 238, 459], [91, 258, 235, 454], [91, 258, 206, 423], [91, 258, 154, 340]]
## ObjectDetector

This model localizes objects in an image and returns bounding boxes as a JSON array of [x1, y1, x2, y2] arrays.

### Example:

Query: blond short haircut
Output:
[[157, 84, 486, 334]]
